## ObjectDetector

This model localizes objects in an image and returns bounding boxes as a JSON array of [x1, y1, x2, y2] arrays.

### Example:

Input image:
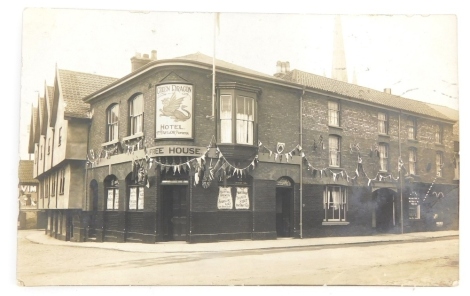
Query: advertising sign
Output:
[[129, 187, 137, 210], [138, 187, 144, 210], [235, 187, 250, 209], [107, 189, 114, 210], [156, 83, 193, 139], [217, 187, 233, 210]]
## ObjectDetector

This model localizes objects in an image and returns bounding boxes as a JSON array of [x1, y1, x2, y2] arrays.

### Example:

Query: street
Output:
[[17, 230, 458, 286]]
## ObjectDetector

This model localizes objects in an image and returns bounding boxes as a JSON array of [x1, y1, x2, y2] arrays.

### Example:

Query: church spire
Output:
[[331, 16, 348, 82]]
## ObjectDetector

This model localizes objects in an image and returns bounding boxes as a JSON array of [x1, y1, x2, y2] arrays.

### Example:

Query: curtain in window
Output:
[[220, 95, 232, 143], [130, 95, 143, 135], [107, 105, 119, 141], [329, 136, 340, 166], [378, 144, 388, 171], [409, 149, 416, 175], [236, 96, 254, 144], [328, 101, 339, 126], [378, 112, 387, 134]]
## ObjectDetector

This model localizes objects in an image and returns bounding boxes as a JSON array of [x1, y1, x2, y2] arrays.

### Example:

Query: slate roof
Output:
[[18, 160, 38, 184], [46, 85, 54, 112], [58, 69, 118, 118], [38, 96, 46, 135], [426, 103, 459, 139], [279, 69, 452, 121]]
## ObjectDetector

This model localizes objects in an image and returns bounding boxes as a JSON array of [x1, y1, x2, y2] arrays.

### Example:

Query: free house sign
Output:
[[156, 83, 193, 139]]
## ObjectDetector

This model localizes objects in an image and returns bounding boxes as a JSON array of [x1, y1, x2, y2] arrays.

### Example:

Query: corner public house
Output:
[[29, 51, 459, 243]]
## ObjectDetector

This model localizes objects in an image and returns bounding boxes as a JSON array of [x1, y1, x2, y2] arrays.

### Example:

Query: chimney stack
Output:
[[130, 50, 157, 72], [274, 61, 291, 77], [384, 88, 392, 94]]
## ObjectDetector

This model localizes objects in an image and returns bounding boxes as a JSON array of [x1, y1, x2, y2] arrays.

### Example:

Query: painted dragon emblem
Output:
[[159, 92, 191, 122]]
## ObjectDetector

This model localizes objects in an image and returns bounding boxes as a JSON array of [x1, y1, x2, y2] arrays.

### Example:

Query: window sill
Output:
[[101, 139, 119, 147], [378, 133, 390, 138], [322, 221, 349, 226], [407, 139, 419, 143], [328, 166, 343, 170], [434, 143, 445, 147], [328, 125, 343, 130], [123, 132, 144, 142]]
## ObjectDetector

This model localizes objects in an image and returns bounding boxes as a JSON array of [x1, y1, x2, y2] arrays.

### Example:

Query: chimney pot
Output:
[[285, 61, 290, 72], [135, 52, 141, 58], [384, 88, 392, 94], [151, 50, 157, 60], [143, 53, 150, 59]]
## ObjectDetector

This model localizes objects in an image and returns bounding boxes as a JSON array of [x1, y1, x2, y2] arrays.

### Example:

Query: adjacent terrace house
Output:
[[28, 51, 458, 243]]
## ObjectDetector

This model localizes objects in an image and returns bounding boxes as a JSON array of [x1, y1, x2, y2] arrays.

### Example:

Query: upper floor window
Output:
[[47, 138, 51, 155], [59, 168, 65, 195], [323, 186, 348, 222], [218, 83, 259, 145], [129, 94, 143, 135], [329, 135, 341, 167], [409, 148, 417, 175], [378, 112, 388, 134], [436, 151, 444, 177], [58, 127, 62, 146], [40, 145, 43, 160], [378, 143, 389, 171], [51, 172, 56, 197], [435, 124, 443, 144], [107, 104, 119, 141], [407, 118, 417, 140], [328, 101, 340, 126]]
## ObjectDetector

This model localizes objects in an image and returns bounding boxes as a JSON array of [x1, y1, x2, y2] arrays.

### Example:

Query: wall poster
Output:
[[217, 186, 233, 209], [114, 189, 119, 210], [129, 187, 137, 210], [107, 189, 114, 210], [138, 187, 144, 210], [235, 187, 250, 209], [156, 83, 193, 139]]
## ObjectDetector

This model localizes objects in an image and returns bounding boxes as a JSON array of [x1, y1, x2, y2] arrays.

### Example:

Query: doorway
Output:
[[161, 185, 188, 241], [276, 187, 293, 237], [374, 188, 396, 232]]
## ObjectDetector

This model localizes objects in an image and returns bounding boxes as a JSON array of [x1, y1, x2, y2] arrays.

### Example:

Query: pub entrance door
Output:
[[161, 185, 188, 241], [276, 177, 294, 237]]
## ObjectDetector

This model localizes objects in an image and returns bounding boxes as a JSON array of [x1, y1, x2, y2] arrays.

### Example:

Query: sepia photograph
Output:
[[10, 1, 466, 292]]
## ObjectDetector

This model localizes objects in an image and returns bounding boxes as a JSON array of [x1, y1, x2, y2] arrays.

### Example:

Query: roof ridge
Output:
[[58, 68, 119, 80]]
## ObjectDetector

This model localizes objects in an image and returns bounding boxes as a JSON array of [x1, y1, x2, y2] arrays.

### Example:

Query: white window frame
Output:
[[407, 118, 417, 140], [236, 96, 254, 145], [378, 112, 388, 134], [409, 148, 417, 175], [107, 104, 119, 142], [130, 94, 143, 135], [436, 151, 444, 177], [378, 143, 389, 171], [323, 186, 348, 222], [329, 135, 341, 167], [59, 168, 65, 195], [128, 185, 144, 211], [328, 101, 340, 126]]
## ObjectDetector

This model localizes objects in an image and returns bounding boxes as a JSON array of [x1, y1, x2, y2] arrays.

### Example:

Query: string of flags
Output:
[[258, 141, 300, 163]]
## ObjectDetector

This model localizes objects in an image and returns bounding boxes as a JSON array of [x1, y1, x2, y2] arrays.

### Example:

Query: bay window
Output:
[[217, 83, 259, 146], [323, 186, 348, 222]]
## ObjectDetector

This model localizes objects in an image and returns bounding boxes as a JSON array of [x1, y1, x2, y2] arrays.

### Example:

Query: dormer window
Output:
[[129, 94, 143, 135], [107, 104, 119, 142]]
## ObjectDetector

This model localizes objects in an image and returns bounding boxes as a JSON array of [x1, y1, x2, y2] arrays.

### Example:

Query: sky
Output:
[[18, 9, 459, 161], [4, 1, 469, 294]]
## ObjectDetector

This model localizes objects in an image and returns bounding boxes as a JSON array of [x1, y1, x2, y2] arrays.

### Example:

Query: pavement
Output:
[[22, 229, 459, 254]]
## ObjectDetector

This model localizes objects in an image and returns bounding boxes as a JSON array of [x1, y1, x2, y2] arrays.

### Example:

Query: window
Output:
[[328, 101, 340, 126], [59, 168, 65, 195], [106, 178, 119, 210], [407, 118, 417, 140], [218, 89, 257, 145], [409, 194, 420, 220], [220, 95, 232, 143], [40, 145, 43, 160], [47, 138, 51, 155], [45, 177, 49, 198], [236, 96, 254, 144], [435, 124, 443, 144], [323, 186, 347, 222], [378, 143, 389, 171], [107, 104, 119, 141], [329, 135, 341, 167], [129, 94, 143, 135], [51, 172, 56, 197], [378, 112, 388, 134], [58, 127, 62, 146], [408, 148, 417, 175], [436, 151, 444, 177], [128, 186, 144, 210]]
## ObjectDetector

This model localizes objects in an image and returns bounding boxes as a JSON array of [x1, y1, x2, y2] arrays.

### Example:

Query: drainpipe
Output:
[[399, 110, 403, 234], [299, 86, 306, 239]]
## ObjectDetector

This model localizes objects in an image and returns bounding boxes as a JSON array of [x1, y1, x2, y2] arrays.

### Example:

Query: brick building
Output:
[[28, 51, 458, 243]]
